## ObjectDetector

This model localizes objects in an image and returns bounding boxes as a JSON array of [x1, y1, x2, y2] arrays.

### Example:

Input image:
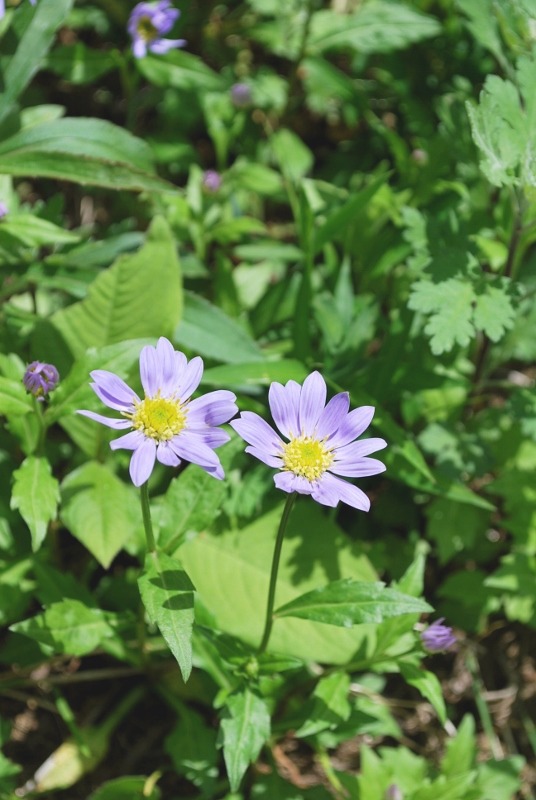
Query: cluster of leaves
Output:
[[1, 0, 535, 798]]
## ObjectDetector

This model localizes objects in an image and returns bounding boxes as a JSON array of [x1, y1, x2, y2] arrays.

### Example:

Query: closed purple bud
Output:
[[23, 361, 60, 401], [421, 618, 457, 653], [385, 785, 403, 800], [202, 170, 222, 193], [230, 82, 252, 108], [0, 202, 8, 219]]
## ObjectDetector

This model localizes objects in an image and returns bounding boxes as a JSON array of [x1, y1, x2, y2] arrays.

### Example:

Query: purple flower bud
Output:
[[230, 82, 252, 108], [421, 618, 457, 653], [128, 1, 186, 59], [385, 785, 403, 800], [202, 170, 222, 193], [23, 361, 60, 401], [0, 202, 8, 219]]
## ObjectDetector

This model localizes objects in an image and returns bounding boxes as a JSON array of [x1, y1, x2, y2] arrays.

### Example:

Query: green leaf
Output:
[[309, 2, 441, 54], [202, 359, 308, 388], [175, 291, 263, 364], [137, 51, 224, 91], [88, 776, 161, 800], [457, 0, 508, 70], [275, 579, 432, 627], [10, 599, 118, 656], [0, 119, 172, 192], [11, 456, 60, 551], [0, 377, 33, 416], [0, 0, 74, 123], [409, 278, 475, 354], [473, 281, 516, 342], [138, 551, 195, 682], [314, 175, 386, 254], [270, 129, 314, 182], [295, 672, 351, 738], [60, 462, 139, 568], [0, 214, 79, 247], [51, 217, 182, 358], [399, 663, 446, 724], [165, 706, 218, 794], [221, 688, 270, 791], [46, 43, 116, 85], [441, 715, 475, 778]]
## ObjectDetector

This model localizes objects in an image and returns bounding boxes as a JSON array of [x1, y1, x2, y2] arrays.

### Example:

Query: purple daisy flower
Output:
[[77, 337, 237, 487], [202, 169, 222, 193], [128, 0, 186, 59], [0, 201, 8, 219], [421, 618, 457, 653], [23, 361, 59, 401], [230, 371, 387, 511]]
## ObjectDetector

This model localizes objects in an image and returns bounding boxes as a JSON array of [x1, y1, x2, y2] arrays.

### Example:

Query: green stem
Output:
[[33, 397, 46, 456], [140, 481, 156, 554], [257, 492, 297, 655]]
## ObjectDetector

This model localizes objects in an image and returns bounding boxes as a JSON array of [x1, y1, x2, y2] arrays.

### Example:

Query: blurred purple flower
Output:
[[0, 0, 36, 17], [78, 337, 237, 487], [385, 785, 403, 800], [230, 371, 387, 511], [202, 170, 222, 193], [230, 82, 252, 108], [421, 618, 457, 652], [0, 202, 8, 219], [128, 1, 186, 59], [23, 361, 59, 401]]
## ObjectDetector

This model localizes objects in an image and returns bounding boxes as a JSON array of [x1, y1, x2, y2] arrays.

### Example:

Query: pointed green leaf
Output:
[[60, 462, 138, 568], [0, 377, 33, 416], [400, 662, 446, 724], [275, 579, 432, 627], [221, 688, 270, 791], [51, 217, 182, 358], [295, 672, 351, 738], [11, 456, 60, 551], [138, 551, 195, 682]]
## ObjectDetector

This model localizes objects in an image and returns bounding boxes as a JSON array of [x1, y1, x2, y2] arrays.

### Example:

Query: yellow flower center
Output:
[[129, 396, 187, 442], [137, 15, 158, 41], [282, 436, 334, 482]]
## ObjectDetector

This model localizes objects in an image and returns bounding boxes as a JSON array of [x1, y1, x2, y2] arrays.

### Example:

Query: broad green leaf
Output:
[[138, 551, 195, 682], [457, 0, 507, 70], [270, 129, 314, 182], [202, 359, 308, 388], [61, 462, 139, 568], [309, 3, 441, 54], [295, 672, 351, 738], [441, 715, 475, 778], [0, 558, 34, 627], [88, 776, 161, 800], [275, 579, 432, 627], [314, 174, 386, 254], [179, 502, 378, 664], [11, 456, 60, 551], [165, 706, 218, 794], [175, 292, 263, 364], [399, 663, 446, 724], [221, 688, 270, 791], [0, 214, 79, 246], [51, 217, 182, 358], [0, 119, 172, 192], [475, 756, 525, 800], [138, 51, 224, 91], [0, 0, 74, 123], [473, 281, 515, 342], [10, 599, 117, 656], [0, 377, 33, 416], [46, 43, 116, 85]]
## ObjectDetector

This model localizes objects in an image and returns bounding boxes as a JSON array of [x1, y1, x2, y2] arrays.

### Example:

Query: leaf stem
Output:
[[140, 481, 156, 554], [257, 492, 296, 655]]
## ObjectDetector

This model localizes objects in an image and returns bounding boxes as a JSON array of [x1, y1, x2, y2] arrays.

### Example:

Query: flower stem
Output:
[[257, 492, 297, 655], [139, 481, 156, 554]]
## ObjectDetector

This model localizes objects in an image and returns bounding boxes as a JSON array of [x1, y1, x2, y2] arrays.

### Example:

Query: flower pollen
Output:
[[282, 436, 333, 481], [130, 396, 187, 442], [137, 14, 158, 40]]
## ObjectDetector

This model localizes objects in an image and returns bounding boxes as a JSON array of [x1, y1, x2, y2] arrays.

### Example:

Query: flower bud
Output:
[[23, 361, 60, 401], [421, 618, 457, 653]]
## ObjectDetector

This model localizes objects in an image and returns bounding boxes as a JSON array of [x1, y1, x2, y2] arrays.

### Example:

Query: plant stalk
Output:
[[140, 481, 156, 554]]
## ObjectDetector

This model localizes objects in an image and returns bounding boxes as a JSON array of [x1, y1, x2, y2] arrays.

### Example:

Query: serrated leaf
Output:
[[138, 551, 195, 682], [275, 579, 432, 627], [60, 462, 138, 568], [10, 599, 117, 656], [409, 278, 475, 354], [473, 282, 515, 342], [221, 688, 270, 791], [11, 456, 60, 551], [400, 662, 446, 724], [51, 217, 182, 358]]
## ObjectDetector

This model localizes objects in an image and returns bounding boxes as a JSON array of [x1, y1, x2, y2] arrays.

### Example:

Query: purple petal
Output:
[[316, 392, 350, 439], [230, 412, 284, 453], [203, 462, 224, 480], [109, 430, 145, 451], [132, 37, 147, 58], [269, 381, 300, 438], [274, 472, 313, 495], [177, 356, 204, 400], [312, 473, 370, 511], [328, 406, 375, 449], [129, 437, 157, 486], [156, 442, 182, 467], [245, 446, 284, 469], [329, 457, 386, 478], [169, 433, 220, 468], [139, 345, 159, 396], [149, 37, 186, 54], [155, 337, 178, 396], [299, 372, 327, 435], [77, 410, 131, 429], [188, 390, 237, 426], [90, 370, 138, 411], [334, 437, 387, 459], [193, 428, 230, 449]]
